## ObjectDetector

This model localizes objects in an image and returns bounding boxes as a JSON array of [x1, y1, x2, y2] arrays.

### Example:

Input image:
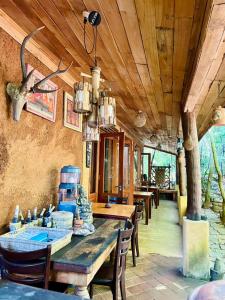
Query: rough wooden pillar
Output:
[[181, 111, 202, 220], [178, 149, 187, 196], [176, 157, 179, 186]]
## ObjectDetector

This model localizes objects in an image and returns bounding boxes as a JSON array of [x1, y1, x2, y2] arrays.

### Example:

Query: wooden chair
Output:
[[0, 245, 51, 289], [89, 220, 134, 300], [131, 203, 144, 267], [108, 196, 128, 205]]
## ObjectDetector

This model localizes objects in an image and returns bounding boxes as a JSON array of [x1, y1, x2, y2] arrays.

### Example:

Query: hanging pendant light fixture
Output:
[[134, 111, 146, 128], [83, 116, 99, 142], [149, 133, 158, 144], [99, 92, 116, 128], [74, 81, 92, 114]]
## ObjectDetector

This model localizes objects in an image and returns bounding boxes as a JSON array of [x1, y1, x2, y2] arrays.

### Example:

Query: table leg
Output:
[[145, 198, 149, 225], [74, 286, 90, 299], [148, 197, 152, 219]]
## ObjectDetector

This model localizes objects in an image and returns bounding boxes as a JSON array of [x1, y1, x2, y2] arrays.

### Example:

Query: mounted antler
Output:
[[7, 26, 73, 121]]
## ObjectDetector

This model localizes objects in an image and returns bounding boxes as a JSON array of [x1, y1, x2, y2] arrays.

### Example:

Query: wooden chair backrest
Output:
[[108, 196, 128, 205], [0, 245, 51, 289], [133, 204, 144, 226], [114, 220, 133, 281]]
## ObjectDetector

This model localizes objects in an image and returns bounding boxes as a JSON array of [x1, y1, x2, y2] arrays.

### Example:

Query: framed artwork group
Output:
[[25, 64, 83, 133]]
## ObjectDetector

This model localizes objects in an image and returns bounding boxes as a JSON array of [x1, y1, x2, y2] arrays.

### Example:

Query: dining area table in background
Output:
[[92, 202, 135, 221], [136, 185, 160, 208], [133, 191, 153, 225]]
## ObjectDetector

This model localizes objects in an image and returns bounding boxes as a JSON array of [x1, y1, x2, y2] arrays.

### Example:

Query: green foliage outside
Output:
[[200, 126, 225, 204]]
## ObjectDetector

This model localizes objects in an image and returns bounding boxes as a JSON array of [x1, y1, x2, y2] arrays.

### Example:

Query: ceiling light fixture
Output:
[[134, 111, 146, 127]]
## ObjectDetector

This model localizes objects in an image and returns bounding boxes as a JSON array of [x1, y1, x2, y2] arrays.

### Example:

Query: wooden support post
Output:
[[182, 111, 202, 220], [178, 149, 187, 196], [176, 157, 179, 186]]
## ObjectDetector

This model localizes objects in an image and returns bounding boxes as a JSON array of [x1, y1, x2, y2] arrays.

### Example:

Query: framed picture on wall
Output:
[[64, 92, 82, 132], [86, 142, 92, 168], [25, 64, 58, 122]]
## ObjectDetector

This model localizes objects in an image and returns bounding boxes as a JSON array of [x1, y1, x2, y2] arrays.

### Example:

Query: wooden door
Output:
[[123, 138, 134, 204], [98, 132, 125, 202]]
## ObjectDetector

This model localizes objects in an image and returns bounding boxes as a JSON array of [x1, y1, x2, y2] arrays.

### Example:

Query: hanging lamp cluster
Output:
[[74, 11, 117, 142]]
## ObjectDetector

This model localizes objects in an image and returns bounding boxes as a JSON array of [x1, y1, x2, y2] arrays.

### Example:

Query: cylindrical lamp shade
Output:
[[74, 82, 92, 114], [83, 118, 99, 142], [99, 97, 116, 128]]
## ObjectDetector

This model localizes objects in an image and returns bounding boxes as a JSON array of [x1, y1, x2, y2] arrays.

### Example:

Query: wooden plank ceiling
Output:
[[0, 0, 215, 152]]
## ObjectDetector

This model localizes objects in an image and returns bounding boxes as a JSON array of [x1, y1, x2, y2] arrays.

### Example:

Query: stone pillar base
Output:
[[182, 217, 210, 280], [178, 196, 187, 225]]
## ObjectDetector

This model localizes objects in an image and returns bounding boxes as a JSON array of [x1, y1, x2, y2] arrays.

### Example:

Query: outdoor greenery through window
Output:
[[143, 147, 176, 187]]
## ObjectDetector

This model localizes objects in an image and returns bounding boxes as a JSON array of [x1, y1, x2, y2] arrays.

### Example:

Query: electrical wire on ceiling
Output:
[[83, 22, 98, 66]]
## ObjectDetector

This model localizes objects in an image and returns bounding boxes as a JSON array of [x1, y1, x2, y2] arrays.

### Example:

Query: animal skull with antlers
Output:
[[7, 26, 73, 121]]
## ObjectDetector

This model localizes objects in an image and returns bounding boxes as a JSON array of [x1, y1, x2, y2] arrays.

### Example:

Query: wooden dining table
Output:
[[92, 202, 135, 220], [51, 218, 122, 299], [0, 280, 81, 300], [136, 185, 160, 208], [133, 191, 152, 225]]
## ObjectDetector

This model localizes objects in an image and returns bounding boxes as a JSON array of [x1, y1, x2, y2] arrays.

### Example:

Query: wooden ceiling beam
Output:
[[135, 0, 165, 114], [183, 1, 225, 113]]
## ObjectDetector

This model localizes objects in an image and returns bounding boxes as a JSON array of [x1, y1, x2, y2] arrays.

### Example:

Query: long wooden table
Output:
[[0, 280, 81, 300], [92, 203, 135, 220], [51, 218, 121, 299], [133, 191, 152, 225]]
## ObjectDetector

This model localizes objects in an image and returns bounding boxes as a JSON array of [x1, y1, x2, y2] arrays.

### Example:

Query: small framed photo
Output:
[[86, 142, 92, 168], [26, 64, 58, 122], [64, 92, 82, 132]]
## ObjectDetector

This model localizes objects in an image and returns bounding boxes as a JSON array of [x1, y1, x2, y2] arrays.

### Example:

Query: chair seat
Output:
[[91, 262, 114, 286]]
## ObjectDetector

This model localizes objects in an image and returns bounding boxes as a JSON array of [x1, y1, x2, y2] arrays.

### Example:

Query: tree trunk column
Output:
[[181, 111, 202, 220], [178, 149, 187, 196]]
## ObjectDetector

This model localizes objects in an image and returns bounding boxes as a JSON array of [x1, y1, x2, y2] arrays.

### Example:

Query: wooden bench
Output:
[[159, 189, 178, 201]]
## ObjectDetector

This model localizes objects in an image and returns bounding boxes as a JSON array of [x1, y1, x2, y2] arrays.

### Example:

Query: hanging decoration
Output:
[[83, 116, 99, 142], [99, 92, 116, 128], [149, 134, 158, 144], [6, 26, 72, 122], [74, 81, 92, 114], [74, 10, 117, 142], [212, 106, 225, 125], [134, 111, 146, 128], [157, 143, 162, 150]]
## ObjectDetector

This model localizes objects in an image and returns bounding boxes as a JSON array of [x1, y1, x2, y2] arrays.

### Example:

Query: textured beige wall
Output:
[[0, 29, 83, 232]]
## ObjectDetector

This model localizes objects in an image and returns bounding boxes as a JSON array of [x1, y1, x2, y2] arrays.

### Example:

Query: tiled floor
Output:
[[93, 200, 206, 300]]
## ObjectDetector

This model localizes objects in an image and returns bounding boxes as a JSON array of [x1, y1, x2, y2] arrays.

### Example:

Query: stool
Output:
[[188, 280, 225, 300]]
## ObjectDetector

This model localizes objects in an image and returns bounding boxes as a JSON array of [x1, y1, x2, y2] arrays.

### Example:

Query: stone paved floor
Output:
[[202, 207, 225, 268], [93, 200, 206, 300]]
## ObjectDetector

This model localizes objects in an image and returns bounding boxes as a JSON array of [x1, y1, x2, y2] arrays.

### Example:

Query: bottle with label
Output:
[[26, 210, 32, 225], [32, 207, 38, 226], [38, 208, 46, 226]]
